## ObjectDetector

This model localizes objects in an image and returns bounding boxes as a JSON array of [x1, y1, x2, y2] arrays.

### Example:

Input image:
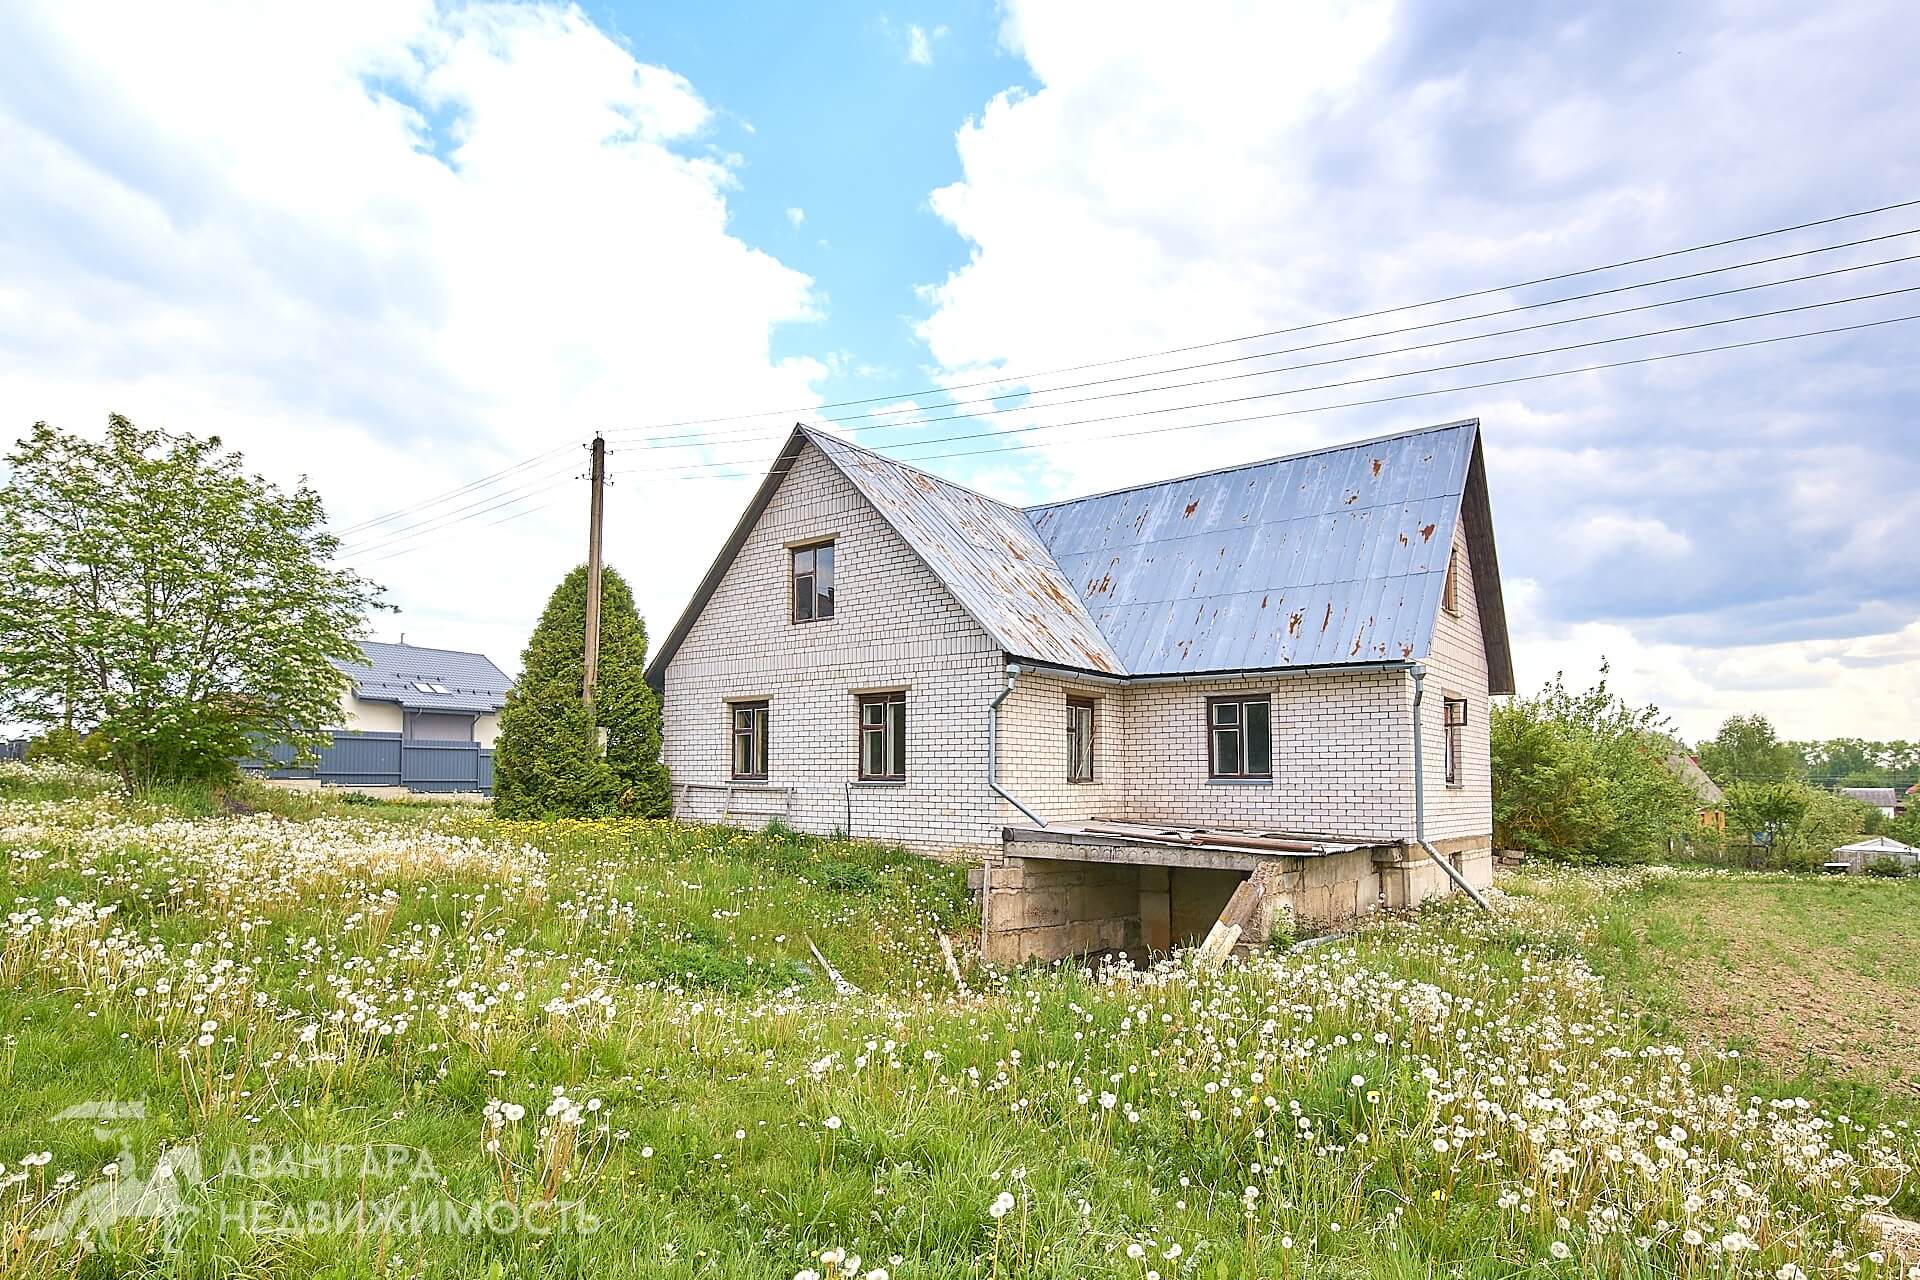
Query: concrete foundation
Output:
[[981, 828, 1493, 965]]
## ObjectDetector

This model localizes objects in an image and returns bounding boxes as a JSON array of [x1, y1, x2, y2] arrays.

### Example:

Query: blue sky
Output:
[[579, 0, 1025, 398], [2, 0, 1918, 740]]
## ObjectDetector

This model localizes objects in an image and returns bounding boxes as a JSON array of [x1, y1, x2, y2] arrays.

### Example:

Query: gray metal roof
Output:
[[1028, 420, 1509, 686], [645, 420, 1513, 693], [335, 640, 512, 713], [806, 430, 1125, 674], [1839, 787, 1899, 808]]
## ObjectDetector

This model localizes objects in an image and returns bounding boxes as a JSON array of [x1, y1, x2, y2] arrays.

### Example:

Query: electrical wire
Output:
[[612, 284, 1920, 480], [605, 224, 1920, 451]]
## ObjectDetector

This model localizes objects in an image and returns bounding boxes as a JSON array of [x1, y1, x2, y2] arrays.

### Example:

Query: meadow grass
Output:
[[2, 765, 1915, 1279]]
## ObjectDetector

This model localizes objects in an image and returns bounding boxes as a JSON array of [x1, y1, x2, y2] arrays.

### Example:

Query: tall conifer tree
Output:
[[493, 565, 669, 819]]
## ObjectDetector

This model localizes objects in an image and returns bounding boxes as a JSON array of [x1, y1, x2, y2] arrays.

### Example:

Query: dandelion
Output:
[[1549, 1241, 1571, 1260], [988, 1191, 1015, 1219]]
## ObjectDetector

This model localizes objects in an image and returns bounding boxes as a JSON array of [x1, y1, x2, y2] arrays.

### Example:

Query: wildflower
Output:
[[988, 1191, 1015, 1219], [823, 1116, 842, 1131], [1549, 1241, 1571, 1260]]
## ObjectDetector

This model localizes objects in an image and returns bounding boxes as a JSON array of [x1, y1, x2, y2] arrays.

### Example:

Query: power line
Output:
[[341, 469, 580, 560], [606, 224, 1920, 451], [609, 310, 1920, 484], [332, 443, 575, 538], [330, 199, 1920, 545], [593, 194, 1920, 437], [330, 198, 1920, 561], [614, 284, 1920, 480], [347, 308, 1920, 563], [336, 461, 580, 556]]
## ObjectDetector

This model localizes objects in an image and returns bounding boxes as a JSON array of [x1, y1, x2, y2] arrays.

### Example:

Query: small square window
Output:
[[792, 541, 835, 623], [1208, 695, 1272, 779]]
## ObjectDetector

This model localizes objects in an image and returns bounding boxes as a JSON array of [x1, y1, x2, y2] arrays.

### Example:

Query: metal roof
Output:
[[645, 420, 1513, 693], [1839, 787, 1899, 808], [1027, 420, 1510, 686], [335, 640, 512, 713], [805, 430, 1124, 674]]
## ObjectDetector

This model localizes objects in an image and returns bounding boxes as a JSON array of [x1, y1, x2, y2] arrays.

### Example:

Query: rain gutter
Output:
[[988, 663, 1047, 827], [1411, 664, 1491, 912]]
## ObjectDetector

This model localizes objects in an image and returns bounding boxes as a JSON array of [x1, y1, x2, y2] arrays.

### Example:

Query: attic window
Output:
[[411, 681, 452, 695], [1442, 546, 1461, 615], [792, 541, 835, 623]]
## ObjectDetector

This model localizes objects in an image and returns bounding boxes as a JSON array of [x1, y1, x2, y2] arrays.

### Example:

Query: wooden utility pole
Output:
[[582, 433, 606, 710]]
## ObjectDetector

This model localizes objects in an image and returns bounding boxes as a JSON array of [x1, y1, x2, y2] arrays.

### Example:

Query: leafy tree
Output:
[[492, 564, 669, 819], [0, 416, 378, 792], [1720, 780, 1873, 871], [1696, 714, 1799, 787], [1491, 662, 1697, 863]]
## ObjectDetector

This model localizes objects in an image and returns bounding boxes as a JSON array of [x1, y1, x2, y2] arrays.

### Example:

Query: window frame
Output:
[[1442, 545, 1461, 615], [1206, 694, 1273, 780], [1442, 696, 1468, 787], [1066, 696, 1097, 783], [790, 540, 836, 624], [857, 691, 908, 782], [729, 700, 769, 782]]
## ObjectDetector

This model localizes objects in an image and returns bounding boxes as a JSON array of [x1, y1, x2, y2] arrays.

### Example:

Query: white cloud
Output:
[[0, 1, 822, 671], [904, 22, 947, 66], [914, 0, 1920, 736], [786, 206, 806, 227]]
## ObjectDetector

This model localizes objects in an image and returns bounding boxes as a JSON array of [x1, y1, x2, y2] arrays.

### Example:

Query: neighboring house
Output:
[[1665, 752, 1727, 831], [647, 419, 1513, 959], [1839, 786, 1898, 819], [252, 640, 512, 793], [1828, 835, 1919, 874]]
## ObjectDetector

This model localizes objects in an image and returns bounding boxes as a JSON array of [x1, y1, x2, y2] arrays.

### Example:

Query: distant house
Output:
[[647, 419, 1513, 960], [1665, 753, 1727, 831], [1839, 786, 1898, 819], [334, 640, 513, 748], [1828, 835, 1918, 875], [253, 640, 512, 793]]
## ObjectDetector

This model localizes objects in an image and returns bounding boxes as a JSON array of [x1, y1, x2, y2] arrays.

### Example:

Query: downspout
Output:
[[1411, 664, 1491, 912], [988, 663, 1047, 827]]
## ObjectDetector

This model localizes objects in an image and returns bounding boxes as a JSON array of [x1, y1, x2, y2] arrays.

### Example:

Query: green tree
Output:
[[492, 564, 669, 819], [0, 416, 378, 792], [1720, 780, 1873, 870], [1491, 663, 1697, 863], [1696, 714, 1799, 787]]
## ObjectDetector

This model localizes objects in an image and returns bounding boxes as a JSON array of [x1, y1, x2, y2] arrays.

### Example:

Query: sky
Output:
[[2, 0, 1917, 743]]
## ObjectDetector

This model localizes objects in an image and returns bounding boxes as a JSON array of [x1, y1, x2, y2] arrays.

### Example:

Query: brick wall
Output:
[[661, 442, 1005, 853], [1419, 523, 1493, 843], [663, 441, 1494, 853]]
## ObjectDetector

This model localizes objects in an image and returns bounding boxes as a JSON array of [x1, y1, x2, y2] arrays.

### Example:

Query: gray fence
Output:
[[251, 731, 493, 794], [0, 739, 27, 762]]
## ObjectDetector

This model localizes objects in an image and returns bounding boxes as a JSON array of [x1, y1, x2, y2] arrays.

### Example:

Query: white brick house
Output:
[[646, 420, 1513, 895]]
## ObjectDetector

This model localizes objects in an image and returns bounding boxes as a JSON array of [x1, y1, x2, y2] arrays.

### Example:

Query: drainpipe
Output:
[[1411, 664, 1491, 912], [988, 663, 1047, 827]]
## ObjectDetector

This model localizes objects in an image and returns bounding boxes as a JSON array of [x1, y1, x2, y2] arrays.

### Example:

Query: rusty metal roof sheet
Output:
[[805, 429, 1125, 674], [1026, 420, 1487, 677], [647, 420, 1512, 693]]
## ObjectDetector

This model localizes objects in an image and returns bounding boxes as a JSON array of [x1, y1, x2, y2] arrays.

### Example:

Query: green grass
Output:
[[1504, 864, 1920, 1110], [1, 771, 1915, 1278]]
